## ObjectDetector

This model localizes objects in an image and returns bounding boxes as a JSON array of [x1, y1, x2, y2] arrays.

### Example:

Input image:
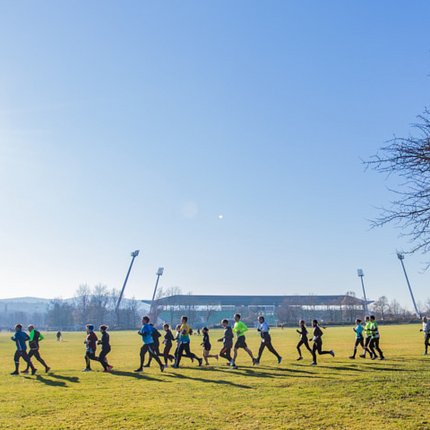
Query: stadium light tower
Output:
[[396, 252, 421, 318], [149, 267, 164, 321], [115, 250, 140, 315], [357, 269, 369, 315]]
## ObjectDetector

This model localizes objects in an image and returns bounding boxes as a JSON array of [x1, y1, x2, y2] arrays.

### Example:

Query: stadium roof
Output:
[[146, 294, 369, 307]]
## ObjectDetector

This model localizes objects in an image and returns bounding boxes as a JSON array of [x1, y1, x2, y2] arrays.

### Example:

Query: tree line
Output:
[[1, 287, 428, 330], [46, 284, 141, 330], [276, 293, 430, 325]]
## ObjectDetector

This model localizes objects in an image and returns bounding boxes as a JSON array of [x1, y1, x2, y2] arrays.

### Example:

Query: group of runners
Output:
[[10, 324, 50, 375], [9, 314, 430, 375], [349, 315, 385, 360]]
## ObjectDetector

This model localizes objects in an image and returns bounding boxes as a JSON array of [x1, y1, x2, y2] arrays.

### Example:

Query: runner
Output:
[[173, 316, 202, 368], [420, 316, 430, 355], [201, 327, 219, 365], [359, 316, 373, 359], [230, 314, 256, 369], [134, 316, 164, 372], [296, 320, 313, 360], [349, 319, 364, 359], [97, 325, 113, 372], [173, 324, 194, 364], [310, 319, 334, 366], [10, 324, 36, 375], [22, 324, 50, 373], [218, 319, 233, 365], [255, 316, 282, 365], [162, 324, 175, 367], [83, 324, 99, 372], [368, 315, 385, 360], [145, 324, 162, 367]]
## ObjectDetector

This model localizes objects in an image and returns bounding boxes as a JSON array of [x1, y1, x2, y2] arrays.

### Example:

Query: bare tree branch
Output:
[[366, 110, 430, 257]]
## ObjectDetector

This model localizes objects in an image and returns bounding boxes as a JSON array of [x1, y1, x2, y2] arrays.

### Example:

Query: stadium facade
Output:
[[145, 294, 370, 327]]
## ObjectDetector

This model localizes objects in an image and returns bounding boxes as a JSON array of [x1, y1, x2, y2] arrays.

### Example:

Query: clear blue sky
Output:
[[1, 2, 430, 308]]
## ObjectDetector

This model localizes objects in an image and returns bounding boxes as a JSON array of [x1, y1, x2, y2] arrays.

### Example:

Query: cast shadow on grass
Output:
[[313, 365, 362, 372], [211, 367, 276, 379], [316, 364, 408, 373], [211, 367, 323, 380], [360, 365, 411, 372], [110, 370, 168, 382], [292, 360, 374, 371], [352, 357, 413, 367], [49, 373, 80, 383], [204, 366, 324, 381], [164, 371, 252, 389], [265, 368, 324, 379], [24, 375, 67, 388], [261, 366, 315, 375]]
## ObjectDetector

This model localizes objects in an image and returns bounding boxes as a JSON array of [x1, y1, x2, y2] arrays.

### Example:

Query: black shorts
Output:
[[235, 336, 247, 349], [203, 344, 211, 351], [261, 333, 271, 343], [141, 344, 156, 355], [14, 350, 30, 363], [85, 351, 97, 360], [354, 337, 364, 348], [100, 347, 111, 356]]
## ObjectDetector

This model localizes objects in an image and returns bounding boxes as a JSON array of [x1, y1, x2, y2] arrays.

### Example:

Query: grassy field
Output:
[[0, 324, 429, 430]]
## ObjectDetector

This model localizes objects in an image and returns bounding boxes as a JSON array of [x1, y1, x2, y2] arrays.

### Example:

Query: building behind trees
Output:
[[148, 294, 372, 327], [1, 290, 423, 331]]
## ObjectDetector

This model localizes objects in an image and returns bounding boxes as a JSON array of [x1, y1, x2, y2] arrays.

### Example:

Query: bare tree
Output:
[[372, 296, 389, 320], [74, 284, 91, 326], [47, 299, 75, 330], [109, 288, 121, 310], [388, 299, 402, 318], [367, 111, 430, 255], [123, 297, 140, 329], [163, 286, 183, 297], [89, 284, 109, 325]]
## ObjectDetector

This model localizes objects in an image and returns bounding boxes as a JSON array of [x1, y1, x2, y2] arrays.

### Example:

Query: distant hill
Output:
[[0, 296, 150, 316], [0, 297, 52, 315]]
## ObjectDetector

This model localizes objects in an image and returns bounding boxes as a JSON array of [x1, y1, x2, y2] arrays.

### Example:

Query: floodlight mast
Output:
[[357, 269, 369, 315], [396, 252, 421, 318], [149, 267, 164, 321], [115, 250, 140, 316]]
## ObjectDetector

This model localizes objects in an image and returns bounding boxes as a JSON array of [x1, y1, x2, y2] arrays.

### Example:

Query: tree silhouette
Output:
[[367, 110, 430, 255]]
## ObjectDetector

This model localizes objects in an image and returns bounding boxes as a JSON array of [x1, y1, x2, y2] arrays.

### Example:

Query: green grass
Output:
[[0, 325, 429, 430]]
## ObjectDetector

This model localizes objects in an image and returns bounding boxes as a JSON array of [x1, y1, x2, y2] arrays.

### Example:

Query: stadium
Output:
[[146, 294, 370, 327]]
